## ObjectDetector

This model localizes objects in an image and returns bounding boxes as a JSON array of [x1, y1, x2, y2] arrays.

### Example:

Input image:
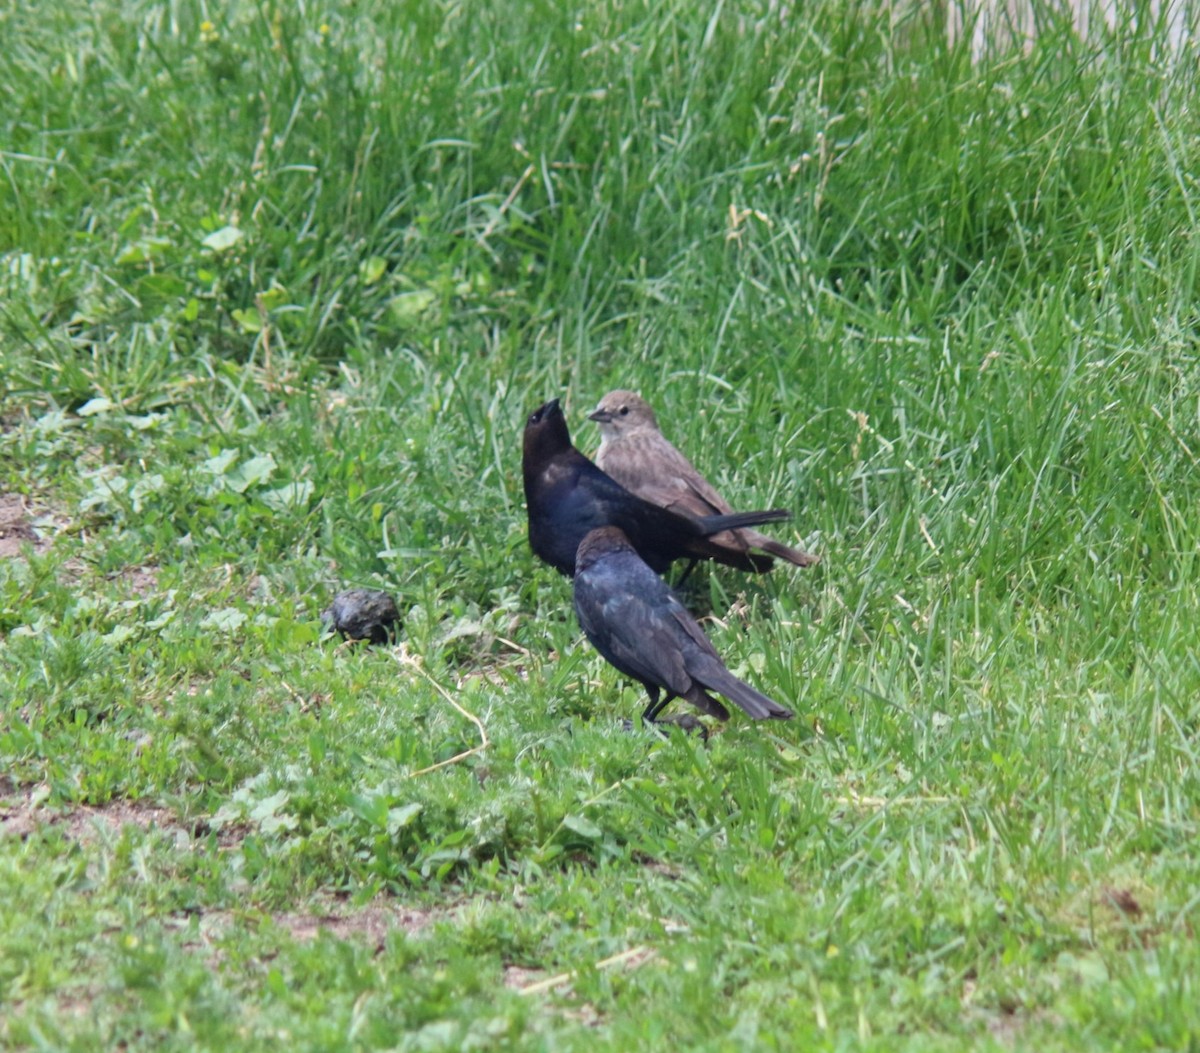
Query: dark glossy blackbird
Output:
[[523, 398, 788, 577], [573, 526, 794, 726]]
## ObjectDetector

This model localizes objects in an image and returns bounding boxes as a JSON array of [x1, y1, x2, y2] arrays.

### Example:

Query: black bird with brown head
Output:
[[522, 398, 789, 577], [573, 525, 794, 728]]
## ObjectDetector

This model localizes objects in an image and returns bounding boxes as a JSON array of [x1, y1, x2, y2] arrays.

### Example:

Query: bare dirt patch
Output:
[[179, 899, 440, 954], [65, 801, 182, 842], [2, 790, 445, 949], [0, 790, 243, 849], [165, 899, 447, 973], [507, 945, 657, 995], [503, 964, 547, 989], [110, 563, 160, 597], [0, 492, 46, 559], [0, 793, 182, 842], [1101, 886, 1143, 919], [275, 902, 436, 945], [961, 976, 1064, 1045], [982, 1006, 1065, 1045], [0, 491, 157, 593]]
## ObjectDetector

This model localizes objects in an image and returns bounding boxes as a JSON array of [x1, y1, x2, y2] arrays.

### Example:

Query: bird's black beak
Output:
[[588, 407, 612, 424]]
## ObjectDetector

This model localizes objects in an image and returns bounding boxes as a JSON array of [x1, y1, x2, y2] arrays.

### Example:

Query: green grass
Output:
[[3, 0, 1200, 1048]]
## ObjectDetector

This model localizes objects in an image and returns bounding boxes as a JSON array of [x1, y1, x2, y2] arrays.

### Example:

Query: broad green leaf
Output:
[[116, 237, 171, 264], [77, 397, 117, 416], [388, 289, 436, 325], [202, 225, 244, 252], [136, 273, 188, 298], [388, 803, 422, 834], [261, 480, 314, 511], [258, 284, 288, 310], [203, 449, 239, 475], [360, 255, 387, 284], [200, 607, 248, 632], [562, 814, 602, 840], [231, 307, 262, 333], [227, 453, 276, 492]]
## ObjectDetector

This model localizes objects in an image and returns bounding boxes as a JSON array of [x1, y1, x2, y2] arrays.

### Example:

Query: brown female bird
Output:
[[590, 390, 818, 570]]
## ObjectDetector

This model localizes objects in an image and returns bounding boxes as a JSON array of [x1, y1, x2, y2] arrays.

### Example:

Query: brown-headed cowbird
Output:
[[590, 390, 819, 569], [523, 398, 789, 577], [573, 526, 794, 727]]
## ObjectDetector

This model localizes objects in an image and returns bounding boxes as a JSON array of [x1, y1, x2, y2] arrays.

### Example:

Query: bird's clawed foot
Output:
[[656, 714, 709, 739], [621, 715, 708, 740]]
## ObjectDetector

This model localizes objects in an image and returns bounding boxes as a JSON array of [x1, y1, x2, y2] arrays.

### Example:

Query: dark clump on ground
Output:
[[321, 589, 400, 645]]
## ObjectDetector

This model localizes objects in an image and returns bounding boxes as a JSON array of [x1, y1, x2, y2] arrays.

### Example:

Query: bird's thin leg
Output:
[[642, 690, 675, 724], [640, 686, 663, 723], [673, 559, 699, 590], [638, 690, 705, 738]]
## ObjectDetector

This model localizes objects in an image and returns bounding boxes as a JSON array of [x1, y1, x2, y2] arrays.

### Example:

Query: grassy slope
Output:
[[2, 0, 1199, 1048]]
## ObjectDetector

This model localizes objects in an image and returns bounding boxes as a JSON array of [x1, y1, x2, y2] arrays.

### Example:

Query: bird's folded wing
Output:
[[590, 591, 693, 695], [668, 602, 725, 662]]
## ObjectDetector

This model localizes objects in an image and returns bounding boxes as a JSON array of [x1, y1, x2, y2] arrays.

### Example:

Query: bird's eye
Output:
[[528, 410, 542, 424], [619, 406, 629, 416]]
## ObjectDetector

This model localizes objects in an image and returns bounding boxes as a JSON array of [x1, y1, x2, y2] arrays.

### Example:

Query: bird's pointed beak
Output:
[[588, 407, 612, 424]]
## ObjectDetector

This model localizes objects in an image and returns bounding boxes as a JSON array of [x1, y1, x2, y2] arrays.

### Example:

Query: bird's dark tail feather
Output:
[[695, 658, 793, 720], [755, 536, 820, 568], [697, 508, 789, 537]]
